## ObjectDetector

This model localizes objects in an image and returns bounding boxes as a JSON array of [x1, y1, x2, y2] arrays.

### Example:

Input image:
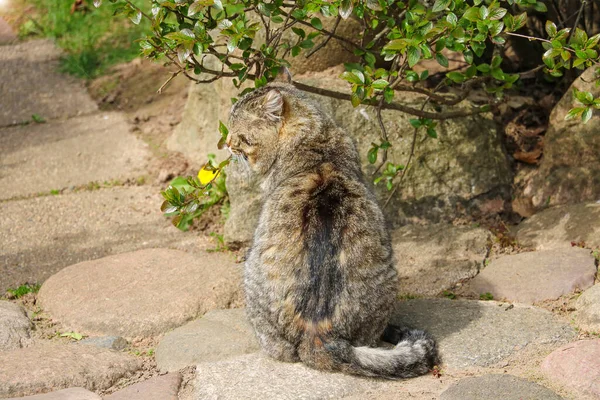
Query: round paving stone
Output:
[[541, 340, 600, 399], [0, 342, 141, 398], [440, 374, 563, 400], [467, 248, 596, 304], [0, 300, 32, 351], [38, 249, 243, 339]]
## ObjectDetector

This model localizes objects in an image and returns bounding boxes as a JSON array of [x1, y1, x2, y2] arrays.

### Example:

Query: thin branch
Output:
[[383, 81, 444, 208], [567, 0, 587, 44], [306, 16, 341, 58], [278, 9, 364, 51], [157, 70, 181, 94], [372, 97, 389, 176]]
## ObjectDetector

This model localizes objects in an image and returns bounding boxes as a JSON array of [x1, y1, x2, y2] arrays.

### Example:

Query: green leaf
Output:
[[368, 147, 378, 164], [532, 1, 547, 12], [310, 17, 323, 30], [372, 79, 389, 90], [582, 107, 593, 123], [340, 0, 354, 19], [407, 46, 421, 67], [564, 107, 585, 120], [545, 20, 557, 37], [432, 0, 451, 13], [447, 71, 466, 83], [476, 63, 491, 73], [436, 53, 449, 67], [427, 127, 438, 138], [384, 87, 394, 103], [291, 27, 306, 38], [409, 118, 422, 128], [447, 12, 458, 26], [352, 69, 365, 83], [351, 93, 361, 107], [463, 50, 474, 64], [574, 89, 594, 104], [491, 56, 502, 68], [489, 7, 507, 20], [463, 7, 480, 22]]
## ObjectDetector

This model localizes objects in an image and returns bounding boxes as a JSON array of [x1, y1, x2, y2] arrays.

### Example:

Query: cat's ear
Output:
[[262, 89, 284, 122], [273, 67, 292, 84]]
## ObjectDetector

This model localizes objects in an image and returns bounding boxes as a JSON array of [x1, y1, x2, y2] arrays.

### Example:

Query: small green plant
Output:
[[442, 290, 457, 300], [50, 189, 60, 195], [161, 153, 230, 231], [479, 292, 494, 301], [5, 283, 41, 299], [208, 232, 229, 252], [60, 331, 85, 341], [31, 114, 46, 124]]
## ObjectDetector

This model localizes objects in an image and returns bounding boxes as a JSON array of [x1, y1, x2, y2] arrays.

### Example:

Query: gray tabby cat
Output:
[[226, 80, 440, 379]]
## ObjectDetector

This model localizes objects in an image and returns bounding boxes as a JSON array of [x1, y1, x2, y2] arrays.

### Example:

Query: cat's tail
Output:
[[301, 327, 440, 379]]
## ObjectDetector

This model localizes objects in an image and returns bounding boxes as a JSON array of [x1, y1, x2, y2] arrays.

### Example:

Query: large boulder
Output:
[[169, 69, 511, 244], [515, 67, 600, 210]]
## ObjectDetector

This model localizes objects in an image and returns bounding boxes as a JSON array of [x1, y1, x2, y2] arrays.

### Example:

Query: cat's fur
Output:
[[226, 81, 440, 379]]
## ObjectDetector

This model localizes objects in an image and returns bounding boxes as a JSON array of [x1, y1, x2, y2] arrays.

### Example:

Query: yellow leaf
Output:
[[197, 164, 219, 186]]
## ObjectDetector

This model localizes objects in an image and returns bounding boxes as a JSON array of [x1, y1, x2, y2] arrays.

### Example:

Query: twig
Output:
[[157, 70, 182, 94], [306, 16, 341, 58], [383, 81, 444, 208], [278, 9, 364, 51], [372, 97, 389, 176], [567, 0, 587, 44]]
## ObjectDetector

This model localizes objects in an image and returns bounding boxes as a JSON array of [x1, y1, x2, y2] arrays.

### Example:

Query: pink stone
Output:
[[541, 340, 600, 398], [104, 373, 181, 400], [468, 248, 596, 304]]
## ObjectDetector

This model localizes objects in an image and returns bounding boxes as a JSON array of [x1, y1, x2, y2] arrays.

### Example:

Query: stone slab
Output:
[[0, 300, 32, 351], [575, 284, 600, 332], [0, 40, 97, 127], [0, 112, 149, 200], [3, 387, 102, 400], [184, 353, 383, 400], [391, 299, 576, 369], [392, 224, 490, 296], [38, 249, 243, 339], [541, 340, 600, 399], [79, 336, 128, 351], [156, 308, 259, 372], [514, 203, 600, 250], [104, 373, 181, 400], [0, 342, 141, 398], [466, 248, 596, 304], [440, 374, 563, 400], [0, 186, 203, 294]]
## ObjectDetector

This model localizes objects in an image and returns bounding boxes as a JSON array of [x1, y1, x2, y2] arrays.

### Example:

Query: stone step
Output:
[[0, 186, 203, 294], [0, 342, 141, 398], [0, 300, 32, 351], [0, 39, 97, 127], [38, 248, 243, 339], [465, 248, 596, 304], [0, 112, 149, 200], [104, 373, 181, 400], [156, 308, 259, 373]]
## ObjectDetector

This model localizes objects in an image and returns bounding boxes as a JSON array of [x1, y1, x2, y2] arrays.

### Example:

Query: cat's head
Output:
[[226, 85, 288, 175]]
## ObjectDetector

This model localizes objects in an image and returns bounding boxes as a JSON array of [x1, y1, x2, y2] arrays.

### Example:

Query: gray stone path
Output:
[[440, 374, 564, 400], [0, 40, 97, 127], [390, 299, 575, 369], [0, 186, 202, 294], [0, 112, 149, 200], [0, 300, 32, 351]]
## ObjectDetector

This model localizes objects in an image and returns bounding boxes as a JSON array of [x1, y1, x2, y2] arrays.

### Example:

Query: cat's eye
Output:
[[238, 134, 252, 146]]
